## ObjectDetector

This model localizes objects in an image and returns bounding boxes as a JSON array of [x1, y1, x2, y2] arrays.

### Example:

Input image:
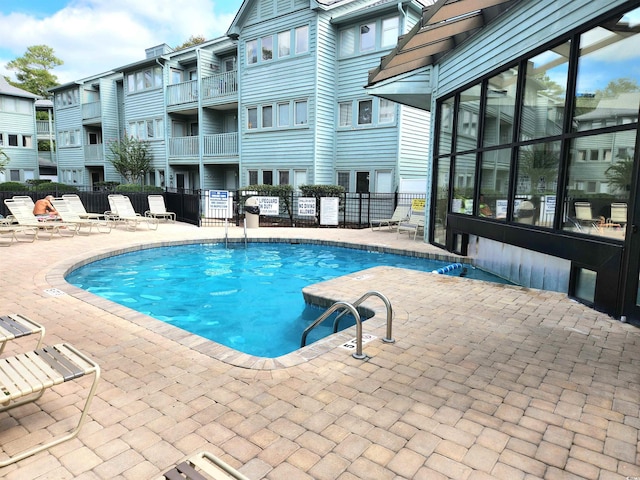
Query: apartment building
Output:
[[49, 0, 430, 193]]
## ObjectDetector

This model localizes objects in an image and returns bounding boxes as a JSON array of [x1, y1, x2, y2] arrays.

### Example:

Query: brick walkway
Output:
[[0, 223, 638, 479]]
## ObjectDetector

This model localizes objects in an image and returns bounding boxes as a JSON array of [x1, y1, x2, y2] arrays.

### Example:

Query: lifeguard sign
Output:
[[206, 190, 233, 219]]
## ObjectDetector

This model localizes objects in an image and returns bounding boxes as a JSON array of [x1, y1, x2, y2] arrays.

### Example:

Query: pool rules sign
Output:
[[206, 190, 233, 219]]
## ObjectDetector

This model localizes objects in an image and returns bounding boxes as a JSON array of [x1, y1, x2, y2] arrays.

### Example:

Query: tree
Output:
[[175, 35, 206, 51], [597, 78, 640, 98], [5, 45, 63, 98], [107, 136, 152, 184], [605, 156, 633, 193], [0, 147, 9, 173]]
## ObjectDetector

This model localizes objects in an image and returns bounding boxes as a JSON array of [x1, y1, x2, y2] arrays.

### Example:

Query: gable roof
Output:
[[0, 76, 39, 99]]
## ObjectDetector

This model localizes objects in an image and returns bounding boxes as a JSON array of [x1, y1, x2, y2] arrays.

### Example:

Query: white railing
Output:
[[84, 144, 104, 161], [169, 136, 199, 157], [167, 80, 198, 106], [202, 71, 238, 100], [203, 132, 238, 157], [82, 101, 101, 120], [36, 121, 52, 135]]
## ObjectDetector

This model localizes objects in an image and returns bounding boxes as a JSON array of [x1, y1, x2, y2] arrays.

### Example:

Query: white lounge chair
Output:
[[0, 225, 38, 245], [145, 195, 176, 222], [397, 208, 425, 240], [370, 205, 410, 231], [0, 343, 100, 466], [51, 197, 111, 234], [0, 313, 45, 355], [108, 195, 159, 231], [61, 194, 106, 220], [3, 199, 78, 239], [161, 451, 251, 480]]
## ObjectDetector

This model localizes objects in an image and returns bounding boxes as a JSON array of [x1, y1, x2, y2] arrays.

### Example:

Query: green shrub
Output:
[[115, 183, 164, 193], [299, 184, 345, 197], [35, 182, 79, 193], [0, 182, 27, 192]]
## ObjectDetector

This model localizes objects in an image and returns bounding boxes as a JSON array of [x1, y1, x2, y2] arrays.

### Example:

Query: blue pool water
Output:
[[67, 242, 510, 357]]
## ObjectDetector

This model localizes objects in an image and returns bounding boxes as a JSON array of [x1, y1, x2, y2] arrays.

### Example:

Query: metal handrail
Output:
[[300, 301, 366, 359], [224, 219, 228, 248], [333, 291, 394, 344], [243, 218, 247, 248]]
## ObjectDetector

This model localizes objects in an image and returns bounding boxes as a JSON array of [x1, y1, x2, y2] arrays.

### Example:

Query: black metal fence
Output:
[[0, 188, 425, 229]]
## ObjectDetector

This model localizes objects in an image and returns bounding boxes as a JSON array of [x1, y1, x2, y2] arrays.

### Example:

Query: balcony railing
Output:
[[82, 101, 101, 120], [36, 121, 52, 135], [169, 133, 238, 158], [84, 144, 104, 162], [166, 72, 238, 107]]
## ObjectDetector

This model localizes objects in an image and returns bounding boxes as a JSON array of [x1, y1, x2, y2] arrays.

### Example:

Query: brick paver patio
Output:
[[0, 223, 638, 479]]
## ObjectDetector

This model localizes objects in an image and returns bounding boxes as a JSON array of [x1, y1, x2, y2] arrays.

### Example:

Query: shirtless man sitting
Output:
[[33, 195, 59, 218]]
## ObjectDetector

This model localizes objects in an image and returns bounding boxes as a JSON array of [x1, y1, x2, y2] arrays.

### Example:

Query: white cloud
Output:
[[0, 0, 238, 84]]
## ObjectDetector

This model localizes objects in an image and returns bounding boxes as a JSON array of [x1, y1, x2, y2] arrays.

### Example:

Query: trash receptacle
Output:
[[245, 197, 260, 228]]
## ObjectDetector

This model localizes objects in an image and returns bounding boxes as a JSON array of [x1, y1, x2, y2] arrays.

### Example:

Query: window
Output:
[[295, 100, 308, 125], [357, 100, 372, 125], [278, 103, 290, 127], [249, 170, 258, 185], [10, 170, 20, 182], [360, 23, 376, 51], [379, 99, 395, 123], [262, 35, 273, 61], [381, 17, 399, 47], [126, 67, 162, 93], [128, 119, 163, 140], [356, 171, 370, 193], [337, 171, 350, 191], [22, 135, 32, 148], [263, 170, 273, 185], [56, 89, 79, 107], [295, 26, 309, 54], [340, 29, 356, 56], [279, 170, 290, 185], [8, 134, 18, 147], [278, 31, 290, 58], [248, 107, 257, 129], [339, 102, 352, 126], [246, 40, 258, 64], [262, 105, 273, 128]]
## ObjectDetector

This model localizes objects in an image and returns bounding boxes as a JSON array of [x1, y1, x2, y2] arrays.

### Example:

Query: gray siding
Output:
[[398, 104, 430, 178], [100, 78, 122, 181], [0, 98, 38, 172]]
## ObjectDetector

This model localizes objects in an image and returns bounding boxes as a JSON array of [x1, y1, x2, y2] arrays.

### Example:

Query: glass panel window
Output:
[[356, 171, 370, 193], [360, 22, 376, 51], [433, 156, 451, 245], [261, 35, 273, 61], [22, 135, 32, 148], [337, 171, 350, 191], [438, 97, 454, 156], [295, 26, 309, 54], [8, 134, 18, 146], [479, 149, 511, 219], [262, 105, 273, 128], [340, 28, 355, 56], [278, 31, 290, 58], [136, 72, 144, 90], [263, 170, 273, 185], [564, 131, 634, 238], [246, 40, 258, 64], [514, 141, 560, 227], [295, 100, 307, 125], [357, 99, 372, 125], [452, 153, 476, 215], [278, 103, 290, 127], [483, 67, 518, 147], [379, 99, 395, 123], [247, 107, 257, 129], [279, 170, 290, 185], [154, 66, 163, 86], [456, 85, 481, 152], [520, 43, 569, 141], [573, 9, 640, 133], [249, 170, 258, 185], [144, 69, 153, 88], [339, 101, 352, 126], [381, 17, 399, 48]]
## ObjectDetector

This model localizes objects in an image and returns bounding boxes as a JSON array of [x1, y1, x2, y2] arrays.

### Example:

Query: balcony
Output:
[[169, 132, 238, 158], [82, 101, 102, 123], [84, 144, 104, 163], [166, 72, 238, 108], [36, 121, 53, 136]]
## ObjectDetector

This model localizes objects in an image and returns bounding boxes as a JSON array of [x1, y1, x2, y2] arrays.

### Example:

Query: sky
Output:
[[0, 0, 244, 85]]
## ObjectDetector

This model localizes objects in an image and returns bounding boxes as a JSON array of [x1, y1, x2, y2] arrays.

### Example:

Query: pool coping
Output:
[[45, 236, 466, 370]]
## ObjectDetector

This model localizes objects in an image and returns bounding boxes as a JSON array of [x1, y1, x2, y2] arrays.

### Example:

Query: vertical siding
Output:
[[438, 0, 630, 95], [398, 104, 430, 178], [99, 77, 122, 180]]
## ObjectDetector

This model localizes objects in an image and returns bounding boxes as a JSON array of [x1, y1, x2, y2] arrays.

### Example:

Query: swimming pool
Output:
[[67, 242, 509, 357]]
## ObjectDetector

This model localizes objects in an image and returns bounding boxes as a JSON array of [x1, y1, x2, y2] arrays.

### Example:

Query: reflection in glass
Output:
[[456, 85, 481, 152], [479, 149, 511, 219], [438, 97, 454, 156], [514, 142, 560, 226], [483, 68, 518, 147], [452, 153, 476, 215], [563, 131, 635, 239], [573, 7, 640, 131], [520, 42, 569, 141], [433, 156, 450, 246]]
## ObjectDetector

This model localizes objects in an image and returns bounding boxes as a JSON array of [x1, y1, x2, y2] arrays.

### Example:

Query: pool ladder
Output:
[[224, 219, 247, 248], [300, 291, 394, 360]]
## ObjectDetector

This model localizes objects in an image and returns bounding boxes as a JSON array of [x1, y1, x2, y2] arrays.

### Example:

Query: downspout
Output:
[[156, 58, 171, 189], [196, 48, 204, 192], [398, 2, 408, 34]]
